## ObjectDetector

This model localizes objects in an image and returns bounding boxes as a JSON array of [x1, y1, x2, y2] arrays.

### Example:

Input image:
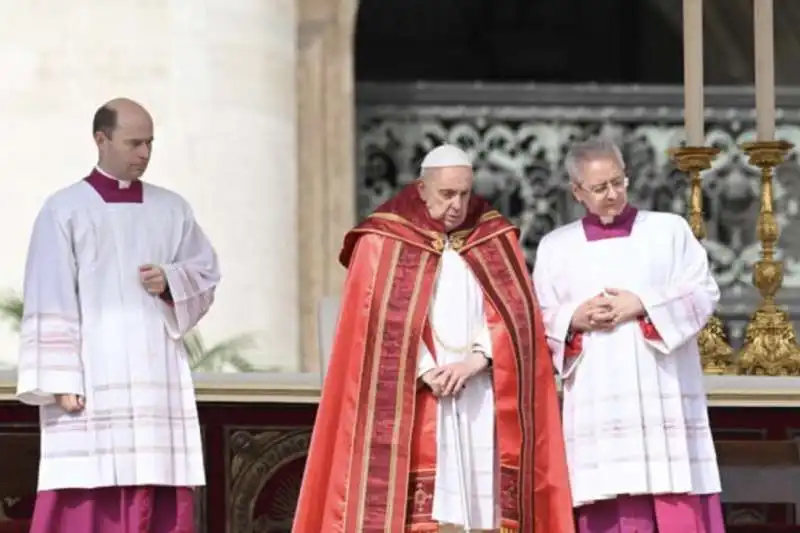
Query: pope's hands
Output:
[[55, 393, 84, 413], [139, 264, 166, 295], [420, 353, 489, 397]]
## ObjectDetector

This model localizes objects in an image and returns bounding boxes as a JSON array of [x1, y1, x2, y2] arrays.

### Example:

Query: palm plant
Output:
[[0, 292, 257, 372], [183, 330, 256, 372], [0, 294, 22, 332]]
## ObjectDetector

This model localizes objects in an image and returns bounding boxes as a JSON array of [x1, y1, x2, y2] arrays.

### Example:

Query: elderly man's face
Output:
[[571, 156, 628, 219], [419, 166, 473, 231]]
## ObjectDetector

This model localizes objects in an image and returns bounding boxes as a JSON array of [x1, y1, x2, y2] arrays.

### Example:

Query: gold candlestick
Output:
[[670, 146, 735, 374], [737, 140, 800, 375]]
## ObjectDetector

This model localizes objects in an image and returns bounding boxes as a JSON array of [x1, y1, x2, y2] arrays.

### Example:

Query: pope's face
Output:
[[571, 156, 628, 219], [419, 166, 473, 231]]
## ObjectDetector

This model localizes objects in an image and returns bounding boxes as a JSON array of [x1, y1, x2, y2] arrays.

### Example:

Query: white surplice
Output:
[[418, 242, 496, 530], [16, 178, 219, 491], [533, 210, 722, 507]]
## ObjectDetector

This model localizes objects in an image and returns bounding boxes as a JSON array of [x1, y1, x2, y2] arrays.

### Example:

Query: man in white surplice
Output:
[[17, 98, 219, 533], [533, 137, 725, 533]]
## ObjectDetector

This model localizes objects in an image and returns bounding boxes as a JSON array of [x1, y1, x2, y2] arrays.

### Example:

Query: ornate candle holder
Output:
[[670, 146, 735, 374], [737, 140, 800, 375]]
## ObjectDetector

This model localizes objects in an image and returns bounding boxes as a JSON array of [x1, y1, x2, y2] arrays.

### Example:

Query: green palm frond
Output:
[[0, 293, 23, 332], [184, 331, 257, 372]]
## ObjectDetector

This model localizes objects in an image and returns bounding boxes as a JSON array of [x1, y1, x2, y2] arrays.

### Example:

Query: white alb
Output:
[[17, 179, 219, 491], [534, 210, 722, 507]]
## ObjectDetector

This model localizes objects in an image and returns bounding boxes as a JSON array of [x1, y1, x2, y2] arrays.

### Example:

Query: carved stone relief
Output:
[[227, 427, 311, 533]]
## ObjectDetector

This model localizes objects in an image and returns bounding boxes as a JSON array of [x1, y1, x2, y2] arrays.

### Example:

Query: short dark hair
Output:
[[92, 105, 118, 139]]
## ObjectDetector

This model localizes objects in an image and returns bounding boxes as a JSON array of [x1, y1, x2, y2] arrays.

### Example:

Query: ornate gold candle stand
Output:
[[737, 140, 800, 375], [670, 146, 735, 374]]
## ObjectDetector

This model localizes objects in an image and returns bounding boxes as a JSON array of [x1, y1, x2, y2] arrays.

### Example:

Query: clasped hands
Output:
[[571, 288, 644, 332], [420, 353, 488, 397]]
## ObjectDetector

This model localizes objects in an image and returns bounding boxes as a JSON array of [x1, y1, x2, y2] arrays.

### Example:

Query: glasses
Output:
[[579, 176, 629, 196]]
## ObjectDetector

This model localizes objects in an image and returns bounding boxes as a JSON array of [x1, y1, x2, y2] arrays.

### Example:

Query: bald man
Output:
[[17, 98, 220, 533], [292, 145, 574, 532]]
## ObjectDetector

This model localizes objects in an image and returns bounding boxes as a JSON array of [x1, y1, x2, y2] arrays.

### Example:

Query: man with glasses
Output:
[[533, 137, 725, 532]]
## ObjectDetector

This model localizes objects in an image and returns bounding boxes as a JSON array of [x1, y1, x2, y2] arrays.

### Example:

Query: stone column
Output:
[[0, 1, 300, 370], [296, 0, 358, 371]]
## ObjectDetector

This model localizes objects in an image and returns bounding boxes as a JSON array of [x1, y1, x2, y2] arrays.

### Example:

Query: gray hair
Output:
[[564, 137, 625, 183]]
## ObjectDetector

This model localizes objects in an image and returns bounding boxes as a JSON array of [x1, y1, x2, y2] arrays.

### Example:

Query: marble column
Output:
[[296, 0, 358, 371], [0, 1, 300, 370]]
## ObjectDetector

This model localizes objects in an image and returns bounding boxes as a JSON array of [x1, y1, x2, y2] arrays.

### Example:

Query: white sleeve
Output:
[[636, 217, 719, 354], [17, 205, 84, 406], [159, 205, 221, 338], [533, 236, 583, 375], [417, 342, 437, 378], [472, 318, 493, 360]]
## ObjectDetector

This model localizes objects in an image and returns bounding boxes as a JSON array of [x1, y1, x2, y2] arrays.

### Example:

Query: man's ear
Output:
[[570, 183, 580, 200]]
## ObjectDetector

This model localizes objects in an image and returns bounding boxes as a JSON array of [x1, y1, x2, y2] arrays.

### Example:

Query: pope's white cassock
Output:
[[533, 207, 722, 508], [16, 168, 219, 492], [419, 240, 495, 531]]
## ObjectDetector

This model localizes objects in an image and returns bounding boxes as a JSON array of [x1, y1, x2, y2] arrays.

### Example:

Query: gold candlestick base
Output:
[[670, 146, 735, 374], [737, 140, 800, 376]]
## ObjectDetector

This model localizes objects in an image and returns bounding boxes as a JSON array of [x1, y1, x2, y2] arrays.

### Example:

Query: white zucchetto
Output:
[[420, 144, 472, 170]]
